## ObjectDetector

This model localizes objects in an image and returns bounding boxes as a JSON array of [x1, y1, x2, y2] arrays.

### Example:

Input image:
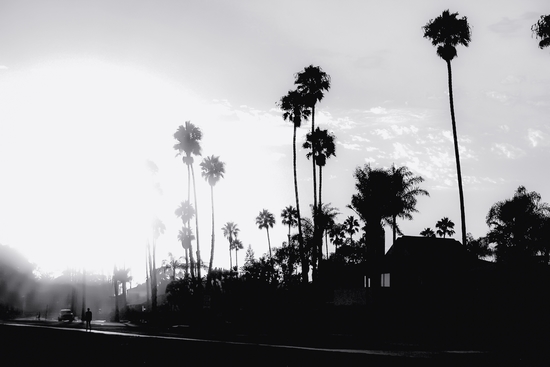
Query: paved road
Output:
[[0, 320, 543, 366]]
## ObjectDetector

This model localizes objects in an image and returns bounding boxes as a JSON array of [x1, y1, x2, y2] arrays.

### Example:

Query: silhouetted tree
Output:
[[387, 164, 429, 244], [174, 121, 203, 280], [423, 9, 471, 248], [464, 233, 493, 260], [222, 222, 239, 270], [256, 209, 276, 259], [150, 217, 165, 313], [436, 217, 455, 238], [281, 205, 298, 247], [162, 252, 185, 281], [175, 201, 196, 278], [178, 227, 195, 279], [328, 222, 346, 253], [231, 238, 244, 270], [200, 155, 226, 275], [532, 14, 550, 49], [486, 186, 550, 263], [343, 215, 360, 242], [278, 89, 310, 283], [318, 203, 339, 260], [350, 165, 394, 286], [420, 227, 436, 237]]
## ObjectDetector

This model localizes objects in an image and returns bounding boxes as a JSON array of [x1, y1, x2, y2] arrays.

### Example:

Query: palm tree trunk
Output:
[[145, 243, 150, 306], [113, 277, 119, 322], [208, 185, 215, 274], [184, 247, 189, 277], [229, 236, 233, 270], [293, 125, 307, 283], [318, 165, 324, 265], [235, 248, 239, 269], [446, 59, 467, 247], [311, 105, 318, 281], [190, 164, 202, 280], [266, 228, 272, 259]]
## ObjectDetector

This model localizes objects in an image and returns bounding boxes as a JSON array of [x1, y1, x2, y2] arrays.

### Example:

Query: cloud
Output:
[[373, 128, 392, 140], [0, 65, 8, 70], [338, 141, 361, 151], [486, 91, 511, 104], [369, 106, 387, 114], [491, 143, 525, 159], [501, 75, 523, 85], [391, 124, 418, 135], [527, 129, 548, 147], [489, 17, 522, 35]]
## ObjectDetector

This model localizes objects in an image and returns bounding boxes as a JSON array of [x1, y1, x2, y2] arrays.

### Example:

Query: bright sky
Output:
[[1, 0, 549, 283]]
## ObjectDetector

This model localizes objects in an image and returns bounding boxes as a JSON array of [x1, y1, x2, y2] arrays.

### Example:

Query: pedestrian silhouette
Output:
[[85, 308, 92, 331]]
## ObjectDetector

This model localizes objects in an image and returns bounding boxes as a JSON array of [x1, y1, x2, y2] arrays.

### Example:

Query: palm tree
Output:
[[150, 217, 165, 313], [532, 15, 550, 49], [178, 227, 195, 278], [175, 201, 196, 278], [281, 206, 298, 247], [278, 89, 310, 283], [387, 164, 429, 244], [420, 228, 436, 237], [256, 209, 276, 258], [436, 217, 455, 238], [173, 121, 203, 280], [222, 222, 239, 270], [343, 215, 360, 242], [112, 266, 120, 322], [303, 127, 337, 209], [423, 10, 471, 247], [318, 203, 339, 259], [200, 155, 226, 275], [231, 238, 244, 270], [162, 252, 185, 281], [328, 222, 346, 253], [295, 65, 331, 277]]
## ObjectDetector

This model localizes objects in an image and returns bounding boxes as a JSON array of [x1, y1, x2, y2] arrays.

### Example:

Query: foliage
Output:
[[436, 217, 455, 238], [173, 121, 203, 163], [422, 9, 471, 61], [486, 186, 550, 263], [256, 209, 276, 258], [464, 233, 493, 260], [532, 14, 550, 49], [420, 227, 436, 237], [303, 127, 336, 169]]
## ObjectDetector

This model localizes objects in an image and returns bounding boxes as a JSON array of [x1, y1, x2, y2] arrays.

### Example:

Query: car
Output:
[[58, 309, 75, 322]]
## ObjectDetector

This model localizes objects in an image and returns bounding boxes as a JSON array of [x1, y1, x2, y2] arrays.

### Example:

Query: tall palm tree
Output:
[[343, 216, 360, 242], [303, 127, 337, 209], [200, 155, 226, 275], [175, 200, 196, 278], [178, 227, 195, 278], [423, 10, 471, 247], [222, 222, 239, 270], [256, 209, 276, 258], [532, 15, 550, 49], [318, 203, 339, 259], [294, 65, 331, 270], [436, 217, 455, 238], [173, 121, 203, 280], [420, 228, 436, 237], [231, 238, 244, 270], [278, 89, 310, 283], [114, 267, 132, 309], [281, 205, 298, 246], [387, 164, 429, 244], [150, 217, 165, 313]]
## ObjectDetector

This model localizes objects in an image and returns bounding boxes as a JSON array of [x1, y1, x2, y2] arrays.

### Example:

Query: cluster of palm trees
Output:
[[173, 121, 226, 282], [420, 217, 456, 239]]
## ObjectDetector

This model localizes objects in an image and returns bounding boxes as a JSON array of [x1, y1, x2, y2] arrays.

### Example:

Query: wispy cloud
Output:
[[0, 65, 8, 70], [491, 143, 525, 159], [527, 129, 548, 147]]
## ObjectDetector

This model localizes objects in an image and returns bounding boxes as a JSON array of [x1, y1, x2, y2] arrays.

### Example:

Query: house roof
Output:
[[386, 235, 473, 265]]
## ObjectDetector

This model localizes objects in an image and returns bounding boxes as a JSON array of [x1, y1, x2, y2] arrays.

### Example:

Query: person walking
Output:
[[85, 308, 92, 331]]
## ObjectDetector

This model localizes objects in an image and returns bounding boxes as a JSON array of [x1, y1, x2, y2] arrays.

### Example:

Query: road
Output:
[[0, 319, 542, 366]]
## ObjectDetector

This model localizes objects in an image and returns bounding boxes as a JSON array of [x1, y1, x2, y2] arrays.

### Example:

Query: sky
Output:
[[0, 0, 549, 284]]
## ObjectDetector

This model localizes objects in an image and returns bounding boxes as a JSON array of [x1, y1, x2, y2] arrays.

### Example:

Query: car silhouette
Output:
[[58, 309, 75, 322]]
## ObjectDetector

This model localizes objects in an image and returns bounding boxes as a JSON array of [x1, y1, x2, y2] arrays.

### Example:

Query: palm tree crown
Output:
[[278, 89, 311, 128], [200, 155, 225, 186], [222, 222, 239, 270], [294, 65, 331, 109], [532, 14, 550, 49], [256, 209, 276, 258], [173, 121, 202, 163], [422, 9, 471, 61], [436, 217, 456, 238], [420, 228, 436, 238]]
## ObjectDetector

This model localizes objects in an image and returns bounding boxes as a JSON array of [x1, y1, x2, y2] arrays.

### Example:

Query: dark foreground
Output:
[[0, 322, 547, 367]]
